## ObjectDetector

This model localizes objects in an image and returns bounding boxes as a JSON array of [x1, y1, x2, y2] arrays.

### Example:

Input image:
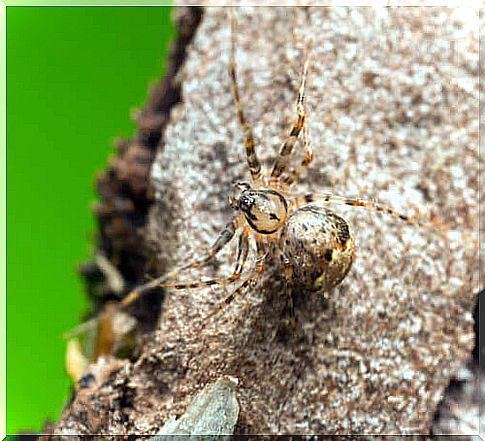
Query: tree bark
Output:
[[52, 6, 480, 437]]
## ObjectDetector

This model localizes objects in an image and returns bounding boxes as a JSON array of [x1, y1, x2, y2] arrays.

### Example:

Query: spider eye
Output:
[[240, 195, 254, 209]]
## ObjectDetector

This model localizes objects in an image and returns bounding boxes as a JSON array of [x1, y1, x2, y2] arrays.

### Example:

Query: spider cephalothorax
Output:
[[230, 182, 288, 234], [115, 11, 426, 327]]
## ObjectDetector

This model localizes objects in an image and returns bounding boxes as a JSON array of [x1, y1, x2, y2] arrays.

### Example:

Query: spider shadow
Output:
[[253, 268, 336, 349]]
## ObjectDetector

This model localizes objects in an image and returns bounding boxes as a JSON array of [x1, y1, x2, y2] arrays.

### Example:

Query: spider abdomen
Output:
[[280, 206, 355, 292]]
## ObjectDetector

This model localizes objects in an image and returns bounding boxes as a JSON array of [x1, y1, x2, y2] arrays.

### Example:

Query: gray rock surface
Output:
[[54, 6, 479, 436]]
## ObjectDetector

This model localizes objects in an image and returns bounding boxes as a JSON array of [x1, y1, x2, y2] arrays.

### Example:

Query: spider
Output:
[[119, 15, 428, 327]]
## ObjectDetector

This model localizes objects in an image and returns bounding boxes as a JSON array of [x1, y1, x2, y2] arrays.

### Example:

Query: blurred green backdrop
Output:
[[7, 6, 174, 432]]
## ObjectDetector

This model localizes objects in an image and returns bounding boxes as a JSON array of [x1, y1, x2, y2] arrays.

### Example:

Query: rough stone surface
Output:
[[54, 6, 479, 436]]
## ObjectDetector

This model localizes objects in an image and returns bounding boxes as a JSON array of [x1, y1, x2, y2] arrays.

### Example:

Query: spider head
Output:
[[229, 182, 288, 234]]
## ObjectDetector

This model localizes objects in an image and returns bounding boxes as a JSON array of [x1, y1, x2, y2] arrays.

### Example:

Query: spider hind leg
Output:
[[292, 193, 427, 227]]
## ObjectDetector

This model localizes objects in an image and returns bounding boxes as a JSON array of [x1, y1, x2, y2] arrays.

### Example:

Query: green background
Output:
[[7, 6, 174, 433]]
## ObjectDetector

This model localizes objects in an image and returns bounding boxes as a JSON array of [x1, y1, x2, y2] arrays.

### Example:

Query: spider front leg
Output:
[[121, 217, 242, 307], [270, 52, 311, 181], [230, 12, 261, 183], [291, 192, 427, 227]]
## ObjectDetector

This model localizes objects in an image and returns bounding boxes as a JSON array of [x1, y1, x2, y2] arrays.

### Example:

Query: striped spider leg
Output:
[[270, 51, 311, 185], [205, 235, 270, 320], [121, 216, 249, 308], [281, 123, 314, 189], [290, 193, 427, 226], [230, 12, 261, 183], [65, 216, 249, 335]]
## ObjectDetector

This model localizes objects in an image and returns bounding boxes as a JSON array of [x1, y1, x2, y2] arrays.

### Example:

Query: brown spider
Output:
[[120, 15, 427, 326]]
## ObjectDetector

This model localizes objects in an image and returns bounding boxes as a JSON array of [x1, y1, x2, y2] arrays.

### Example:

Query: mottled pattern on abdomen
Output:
[[280, 206, 355, 292]]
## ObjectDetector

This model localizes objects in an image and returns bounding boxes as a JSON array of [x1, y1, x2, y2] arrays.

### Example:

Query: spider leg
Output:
[[281, 253, 297, 334], [66, 225, 247, 344], [206, 235, 268, 320], [270, 52, 311, 180], [160, 229, 250, 290], [234, 229, 250, 274], [121, 217, 241, 307], [291, 192, 428, 227], [230, 11, 262, 183], [282, 124, 313, 188]]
